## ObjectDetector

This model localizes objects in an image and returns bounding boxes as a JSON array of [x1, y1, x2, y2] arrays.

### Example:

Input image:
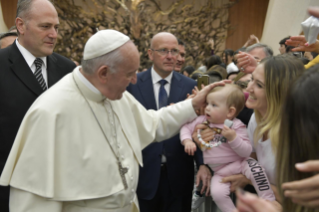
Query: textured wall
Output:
[[226, 0, 269, 51], [0, 0, 18, 31], [0, 2, 8, 32], [261, 0, 319, 55]]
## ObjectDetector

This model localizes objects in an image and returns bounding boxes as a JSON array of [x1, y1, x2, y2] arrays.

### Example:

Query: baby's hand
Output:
[[221, 125, 236, 142], [183, 139, 197, 156]]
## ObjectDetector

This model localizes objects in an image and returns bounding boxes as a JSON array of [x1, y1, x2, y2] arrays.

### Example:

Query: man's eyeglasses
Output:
[[151, 48, 180, 56]]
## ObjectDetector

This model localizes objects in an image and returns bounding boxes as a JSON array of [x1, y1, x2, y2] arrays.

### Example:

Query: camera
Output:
[[197, 75, 210, 90]]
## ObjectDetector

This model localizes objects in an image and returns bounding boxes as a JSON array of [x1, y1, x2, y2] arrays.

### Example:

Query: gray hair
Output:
[[246, 43, 273, 57], [0, 32, 18, 48], [81, 42, 128, 75], [16, 0, 54, 35]]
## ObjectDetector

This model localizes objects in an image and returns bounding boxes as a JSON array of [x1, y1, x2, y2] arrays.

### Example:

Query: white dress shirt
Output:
[[151, 67, 173, 109], [15, 39, 48, 88]]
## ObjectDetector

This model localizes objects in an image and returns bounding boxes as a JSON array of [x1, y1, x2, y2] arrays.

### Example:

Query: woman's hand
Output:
[[234, 189, 282, 212], [285, 36, 319, 54], [221, 174, 251, 192], [282, 160, 319, 208], [236, 51, 258, 74]]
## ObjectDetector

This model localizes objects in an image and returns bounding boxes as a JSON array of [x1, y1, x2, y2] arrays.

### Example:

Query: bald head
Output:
[[16, 0, 56, 23], [150, 32, 178, 49], [148, 32, 179, 78]]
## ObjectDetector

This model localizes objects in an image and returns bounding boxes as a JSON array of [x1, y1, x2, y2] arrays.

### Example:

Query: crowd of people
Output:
[[1, 0, 319, 212]]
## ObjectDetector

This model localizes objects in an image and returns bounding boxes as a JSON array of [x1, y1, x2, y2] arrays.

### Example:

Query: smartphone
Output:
[[197, 75, 210, 90]]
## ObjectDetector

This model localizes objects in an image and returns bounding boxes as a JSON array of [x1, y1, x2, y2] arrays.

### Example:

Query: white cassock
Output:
[[0, 67, 197, 212]]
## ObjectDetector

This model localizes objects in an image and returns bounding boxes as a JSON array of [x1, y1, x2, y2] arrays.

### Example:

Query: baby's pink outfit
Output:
[[180, 116, 275, 212]]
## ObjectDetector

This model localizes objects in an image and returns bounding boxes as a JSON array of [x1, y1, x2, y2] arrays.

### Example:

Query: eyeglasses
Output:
[[151, 48, 180, 56]]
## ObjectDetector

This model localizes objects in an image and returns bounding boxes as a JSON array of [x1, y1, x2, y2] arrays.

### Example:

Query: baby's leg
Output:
[[241, 158, 276, 201], [210, 174, 235, 212]]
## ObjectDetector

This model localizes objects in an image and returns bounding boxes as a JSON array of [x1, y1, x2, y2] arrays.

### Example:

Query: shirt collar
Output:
[[151, 66, 173, 85], [16, 39, 47, 69], [75, 66, 101, 95]]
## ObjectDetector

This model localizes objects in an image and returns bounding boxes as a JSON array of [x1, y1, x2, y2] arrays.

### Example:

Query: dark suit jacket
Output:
[[127, 69, 204, 200], [0, 42, 76, 175]]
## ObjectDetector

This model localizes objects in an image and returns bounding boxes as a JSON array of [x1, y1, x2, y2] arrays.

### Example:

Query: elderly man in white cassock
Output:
[[0, 29, 220, 212]]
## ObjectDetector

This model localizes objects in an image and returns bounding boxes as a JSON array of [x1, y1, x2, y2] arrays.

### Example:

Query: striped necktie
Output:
[[34, 58, 47, 91]]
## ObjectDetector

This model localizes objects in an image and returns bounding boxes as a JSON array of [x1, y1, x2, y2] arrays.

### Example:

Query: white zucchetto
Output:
[[83, 29, 130, 60]]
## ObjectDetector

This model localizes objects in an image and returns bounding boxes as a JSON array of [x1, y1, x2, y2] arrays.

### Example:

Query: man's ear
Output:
[[148, 49, 153, 61], [97, 65, 109, 83], [15, 17, 25, 35], [227, 106, 236, 119]]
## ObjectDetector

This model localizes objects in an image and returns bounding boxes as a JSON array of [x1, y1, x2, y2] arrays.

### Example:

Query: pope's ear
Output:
[[97, 65, 110, 82]]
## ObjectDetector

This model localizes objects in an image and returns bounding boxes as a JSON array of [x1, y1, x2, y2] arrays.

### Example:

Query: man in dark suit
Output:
[[127, 32, 211, 212], [0, 0, 76, 211]]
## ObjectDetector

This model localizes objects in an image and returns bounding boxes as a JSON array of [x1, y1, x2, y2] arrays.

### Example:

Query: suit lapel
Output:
[[168, 72, 183, 104], [9, 42, 44, 96], [138, 69, 157, 110], [46, 53, 61, 87]]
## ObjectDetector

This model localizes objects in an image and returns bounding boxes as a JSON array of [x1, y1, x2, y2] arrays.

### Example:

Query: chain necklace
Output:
[[73, 74, 128, 190]]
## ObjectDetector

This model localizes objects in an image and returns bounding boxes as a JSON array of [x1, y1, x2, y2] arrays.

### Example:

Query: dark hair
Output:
[[279, 36, 291, 47], [182, 65, 195, 75], [0, 31, 18, 48], [177, 38, 185, 47], [190, 70, 203, 81], [206, 65, 227, 79], [285, 46, 296, 53], [0, 32, 18, 40], [298, 57, 310, 65], [226, 71, 240, 80], [222, 49, 234, 65], [311, 52, 318, 58], [204, 55, 222, 70], [277, 65, 319, 212]]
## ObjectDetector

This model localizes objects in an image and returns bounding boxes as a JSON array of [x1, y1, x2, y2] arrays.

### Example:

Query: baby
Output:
[[180, 84, 275, 212]]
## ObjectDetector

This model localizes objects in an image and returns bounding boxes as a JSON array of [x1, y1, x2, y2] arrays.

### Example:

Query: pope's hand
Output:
[[191, 80, 231, 111]]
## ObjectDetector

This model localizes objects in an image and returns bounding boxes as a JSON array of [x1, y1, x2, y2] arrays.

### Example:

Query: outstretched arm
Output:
[[236, 51, 258, 74], [285, 36, 319, 53]]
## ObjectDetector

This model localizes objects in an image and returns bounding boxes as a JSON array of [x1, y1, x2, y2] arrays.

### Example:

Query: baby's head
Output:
[[205, 84, 245, 124]]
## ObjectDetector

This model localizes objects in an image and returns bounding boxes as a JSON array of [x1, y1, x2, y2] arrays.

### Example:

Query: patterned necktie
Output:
[[158, 79, 168, 109], [34, 58, 47, 91]]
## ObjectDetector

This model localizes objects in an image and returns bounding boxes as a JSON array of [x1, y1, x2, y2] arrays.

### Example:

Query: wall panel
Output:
[[1, 0, 18, 29], [226, 0, 269, 51]]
